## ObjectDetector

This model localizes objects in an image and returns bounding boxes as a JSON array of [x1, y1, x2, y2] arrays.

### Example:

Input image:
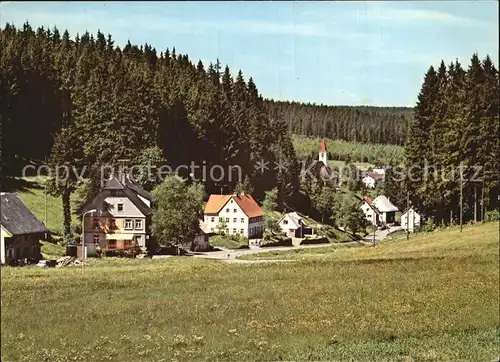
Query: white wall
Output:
[[362, 176, 375, 189], [402, 209, 421, 232], [104, 197, 144, 217], [1, 226, 7, 264], [361, 202, 377, 226], [279, 214, 298, 234]]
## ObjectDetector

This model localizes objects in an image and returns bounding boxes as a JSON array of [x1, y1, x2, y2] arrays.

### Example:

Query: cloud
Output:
[[360, 5, 489, 28]]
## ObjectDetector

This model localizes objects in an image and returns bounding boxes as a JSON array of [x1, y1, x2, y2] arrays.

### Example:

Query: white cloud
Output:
[[360, 5, 489, 28]]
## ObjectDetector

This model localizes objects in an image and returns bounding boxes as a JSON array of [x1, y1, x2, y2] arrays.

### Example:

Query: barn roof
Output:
[[1, 193, 50, 235]]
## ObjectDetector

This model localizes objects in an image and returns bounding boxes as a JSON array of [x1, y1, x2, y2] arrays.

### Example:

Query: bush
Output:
[[484, 210, 499, 222], [103, 246, 142, 258], [423, 217, 437, 232]]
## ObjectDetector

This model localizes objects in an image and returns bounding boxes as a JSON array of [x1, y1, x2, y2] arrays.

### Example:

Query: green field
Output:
[[1, 222, 498, 361], [14, 176, 79, 237]]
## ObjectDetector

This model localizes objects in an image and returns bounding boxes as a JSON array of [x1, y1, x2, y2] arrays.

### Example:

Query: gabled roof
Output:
[[204, 193, 264, 218], [76, 177, 153, 216], [364, 172, 385, 181], [1, 192, 49, 235], [373, 195, 399, 213], [278, 212, 305, 229], [362, 196, 381, 215]]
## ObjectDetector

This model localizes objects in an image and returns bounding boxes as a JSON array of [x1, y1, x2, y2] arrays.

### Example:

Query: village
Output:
[[0, 139, 422, 267]]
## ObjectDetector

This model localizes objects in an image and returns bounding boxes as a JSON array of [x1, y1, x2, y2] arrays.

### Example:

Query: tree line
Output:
[[399, 54, 499, 225], [0, 23, 301, 239], [265, 100, 413, 145]]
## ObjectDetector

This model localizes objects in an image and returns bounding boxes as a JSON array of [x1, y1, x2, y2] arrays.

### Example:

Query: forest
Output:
[[392, 54, 499, 225], [0, 22, 300, 205], [265, 100, 413, 145]]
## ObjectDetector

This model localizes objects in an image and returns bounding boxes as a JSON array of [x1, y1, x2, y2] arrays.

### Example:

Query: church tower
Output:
[[318, 139, 328, 165]]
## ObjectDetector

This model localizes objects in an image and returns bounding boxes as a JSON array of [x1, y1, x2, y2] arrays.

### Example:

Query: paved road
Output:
[[192, 241, 359, 263], [362, 226, 403, 244]]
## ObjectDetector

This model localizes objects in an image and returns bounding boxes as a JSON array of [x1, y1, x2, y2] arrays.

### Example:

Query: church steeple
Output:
[[319, 139, 328, 165]]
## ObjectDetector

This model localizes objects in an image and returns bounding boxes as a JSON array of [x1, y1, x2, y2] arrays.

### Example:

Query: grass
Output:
[[15, 176, 79, 237], [209, 235, 249, 249], [1, 223, 499, 361]]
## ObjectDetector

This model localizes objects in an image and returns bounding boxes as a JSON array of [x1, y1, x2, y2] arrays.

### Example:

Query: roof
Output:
[[320, 139, 327, 152], [204, 193, 263, 218], [373, 195, 399, 213], [362, 196, 381, 215], [364, 172, 385, 181], [278, 212, 310, 229], [402, 207, 420, 217], [76, 176, 153, 216], [1, 192, 50, 235]]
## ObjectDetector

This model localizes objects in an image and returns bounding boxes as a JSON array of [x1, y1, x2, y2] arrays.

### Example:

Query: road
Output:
[[362, 226, 403, 244]]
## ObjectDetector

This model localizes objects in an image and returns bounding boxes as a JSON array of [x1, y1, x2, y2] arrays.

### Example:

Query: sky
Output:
[[0, 1, 498, 106]]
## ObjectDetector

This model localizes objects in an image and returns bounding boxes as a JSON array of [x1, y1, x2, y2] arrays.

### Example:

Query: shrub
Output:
[[484, 210, 499, 222], [423, 217, 437, 232], [103, 246, 142, 258]]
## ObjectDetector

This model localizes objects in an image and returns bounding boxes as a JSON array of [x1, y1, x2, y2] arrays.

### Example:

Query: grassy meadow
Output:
[[2, 222, 499, 361], [292, 134, 404, 166]]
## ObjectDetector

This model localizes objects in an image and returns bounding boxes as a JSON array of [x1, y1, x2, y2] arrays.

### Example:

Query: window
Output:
[[124, 219, 133, 230], [225, 217, 230, 223], [241, 218, 244, 223], [108, 240, 117, 249], [233, 218, 237, 223], [211, 216, 215, 222], [240, 229, 244, 234], [93, 234, 100, 244], [283, 220, 288, 225], [124, 240, 132, 249], [233, 229, 237, 234], [226, 208, 230, 213], [134, 220, 143, 230], [233, 209, 237, 213], [117, 203, 123, 212]]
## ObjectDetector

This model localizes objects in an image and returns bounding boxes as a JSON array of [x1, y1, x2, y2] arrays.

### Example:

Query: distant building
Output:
[[277, 212, 316, 238], [401, 207, 421, 232], [307, 139, 339, 188], [1, 192, 50, 265], [362, 172, 385, 189], [203, 193, 264, 238], [360, 195, 399, 226], [372, 195, 399, 224]]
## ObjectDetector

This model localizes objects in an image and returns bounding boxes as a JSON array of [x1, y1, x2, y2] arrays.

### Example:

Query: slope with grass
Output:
[[1, 223, 498, 361]]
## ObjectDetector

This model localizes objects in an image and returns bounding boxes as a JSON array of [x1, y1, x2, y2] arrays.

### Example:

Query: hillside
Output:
[[266, 100, 413, 145], [2, 223, 498, 361]]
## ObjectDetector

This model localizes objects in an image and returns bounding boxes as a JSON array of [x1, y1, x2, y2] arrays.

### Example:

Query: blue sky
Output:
[[0, 1, 498, 106]]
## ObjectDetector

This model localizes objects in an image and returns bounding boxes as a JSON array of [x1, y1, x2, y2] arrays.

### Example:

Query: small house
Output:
[[360, 196, 381, 226], [278, 212, 316, 238], [1, 192, 50, 265], [362, 172, 385, 189], [372, 195, 399, 224], [401, 207, 421, 232]]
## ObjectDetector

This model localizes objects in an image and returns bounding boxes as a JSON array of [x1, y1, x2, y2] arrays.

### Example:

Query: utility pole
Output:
[[406, 191, 410, 241], [473, 184, 477, 223], [481, 179, 485, 223], [44, 157, 47, 227], [459, 163, 463, 233]]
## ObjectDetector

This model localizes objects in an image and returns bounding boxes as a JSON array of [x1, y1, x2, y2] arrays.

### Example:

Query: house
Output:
[[203, 192, 264, 238], [372, 195, 399, 224], [1, 192, 50, 265], [76, 175, 153, 255], [362, 172, 385, 189], [181, 220, 212, 252], [307, 139, 339, 188], [360, 196, 381, 226], [278, 212, 316, 238], [401, 207, 421, 232]]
